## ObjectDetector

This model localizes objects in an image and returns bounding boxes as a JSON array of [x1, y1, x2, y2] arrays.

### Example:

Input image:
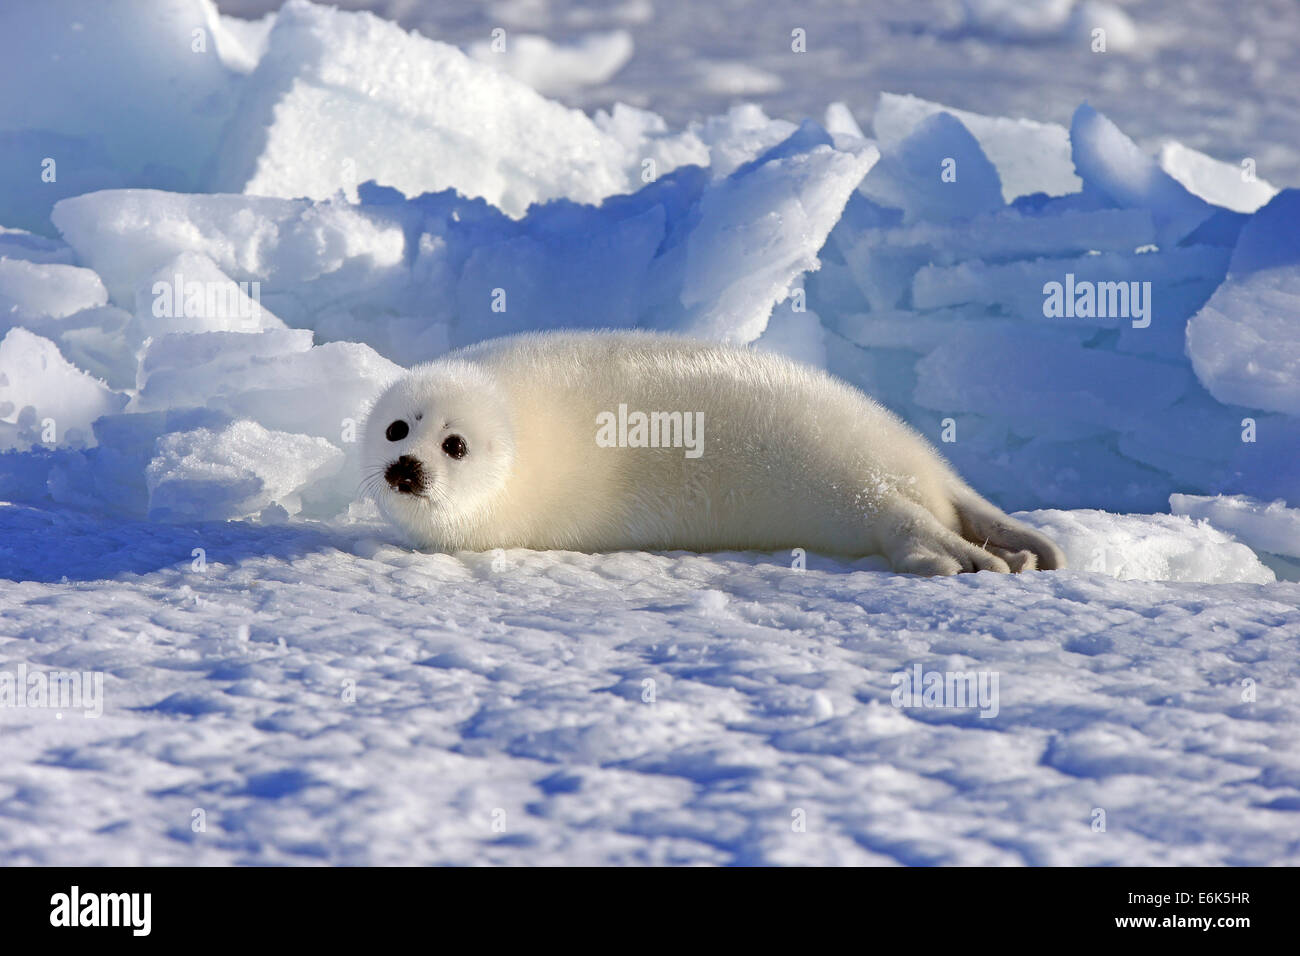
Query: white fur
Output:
[[361, 331, 1066, 575]]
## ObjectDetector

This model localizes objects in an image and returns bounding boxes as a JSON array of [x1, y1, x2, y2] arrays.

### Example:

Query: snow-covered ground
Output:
[[3, 502, 1298, 866], [1, 0, 1298, 865]]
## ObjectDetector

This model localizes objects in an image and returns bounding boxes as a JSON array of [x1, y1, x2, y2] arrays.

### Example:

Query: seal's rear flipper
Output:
[[988, 546, 1037, 572], [950, 486, 1067, 571]]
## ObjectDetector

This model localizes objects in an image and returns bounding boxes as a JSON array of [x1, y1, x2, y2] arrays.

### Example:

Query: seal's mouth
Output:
[[384, 455, 427, 496]]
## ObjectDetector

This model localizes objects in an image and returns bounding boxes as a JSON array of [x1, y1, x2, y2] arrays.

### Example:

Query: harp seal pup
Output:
[[361, 330, 1065, 576]]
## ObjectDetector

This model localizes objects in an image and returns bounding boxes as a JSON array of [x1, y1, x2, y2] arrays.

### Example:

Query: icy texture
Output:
[[53, 122, 875, 352], [1158, 141, 1279, 214], [960, 0, 1137, 51], [1070, 104, 1215, 247], [0, 258, 107, 325], [0, 503, 1297, 865], [134, 252, 286, 338], [468, 30, 634, 95], [1170, 494, 1300, 560], [1022, 509, 1275, 583], [823, 102, 866, 142], [915, 329, 1192, 431], [16, 70, 1298, 522], [677, 135, 879, 340], [696, 62, 783, 96], [51, 190, 408, 313], [133, 329, 399, 442], [861, 112, 1004, 223], [960, 0, 1079, 39], [1186, 190, 1300, 415], [0, 0, 242, 232], [146, 419, 344, 521], [213, 8, 274, 73], [872, 93, 1080, 201], [0, 328, 126, 450], [210, 0, 647, 214], [0, 228, 77, 266]]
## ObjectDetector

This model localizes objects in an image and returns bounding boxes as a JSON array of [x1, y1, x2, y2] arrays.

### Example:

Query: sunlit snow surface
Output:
[[1, 0, 1299, 865], [3, 503, 1299, 866], [217, 0, 1300, 187]]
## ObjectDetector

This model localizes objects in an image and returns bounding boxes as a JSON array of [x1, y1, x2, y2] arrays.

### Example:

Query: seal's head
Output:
[[362, 360, 515, 546]]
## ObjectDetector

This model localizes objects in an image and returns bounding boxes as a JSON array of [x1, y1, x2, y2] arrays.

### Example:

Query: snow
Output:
[[1, 501, 1296, 865], [697, 62, 784, 96], [1, 0, 1299, 865], [676, 134, 878, 341], [132, 328, 399, 442], [1070, 103, 1215, 247], [960, 0, 1139, 52], [50, 121, 874, 356], [1186, 189, 1300, 415], [468, 30, 634, 96], [208, 0, 665, 214], [1067, 2, 1140, 51], [1170, 494, 1300, 560], [913, 329, 1193, 433], [0, 258, 108, 324], [0, 228, 77, 266], [0, 328, 127, 450], [51, 189, 410, 312], [1020, 508, 1275, 583], [146, 420, 344, 521], [860, 112, 1004, 223], [0, 0, 241, 232], [1158, 140, 1279, 214], [134, 252, 286, 338], [960, 0, 1077, 40], [872, 93, 1081, 201]]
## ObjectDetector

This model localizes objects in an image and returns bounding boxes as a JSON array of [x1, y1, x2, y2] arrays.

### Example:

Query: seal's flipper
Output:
[[950, 486, 1067, 571], [879, 497, 1012, 576]]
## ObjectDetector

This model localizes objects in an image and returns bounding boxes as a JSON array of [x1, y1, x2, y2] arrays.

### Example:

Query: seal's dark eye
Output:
[[385, 420, 409, 442], [442, 434, 467, 459]]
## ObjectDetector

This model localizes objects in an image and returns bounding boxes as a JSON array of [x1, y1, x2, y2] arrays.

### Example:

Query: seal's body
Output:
[[362, 331, 1065, 575]]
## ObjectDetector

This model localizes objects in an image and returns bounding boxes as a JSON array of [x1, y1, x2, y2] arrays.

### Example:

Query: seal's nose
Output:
[[385, 455, 425, 495]]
